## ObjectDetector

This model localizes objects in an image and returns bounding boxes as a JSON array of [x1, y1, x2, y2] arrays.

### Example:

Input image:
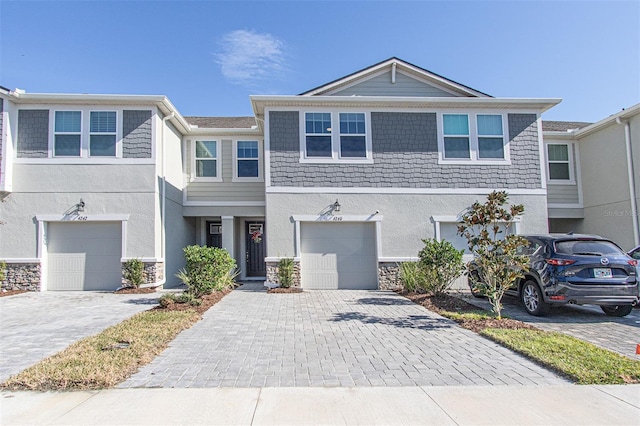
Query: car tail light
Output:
[[546, 259, 576, 266], [629, 259, 638, 267], [550, 295, 566, 300]]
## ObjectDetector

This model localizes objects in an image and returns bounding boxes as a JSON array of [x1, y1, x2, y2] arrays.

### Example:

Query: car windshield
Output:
[[555, 240, 625, 256]]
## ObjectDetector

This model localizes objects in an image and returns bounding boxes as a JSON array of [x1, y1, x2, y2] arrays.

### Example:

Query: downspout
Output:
[[160, 112, 175, 286], [616, 117, 639, 246]]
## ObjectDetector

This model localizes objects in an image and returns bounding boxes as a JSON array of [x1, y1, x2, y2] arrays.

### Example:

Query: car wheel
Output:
[[520, 280, 550, 316], [600, 305, 633, 317]]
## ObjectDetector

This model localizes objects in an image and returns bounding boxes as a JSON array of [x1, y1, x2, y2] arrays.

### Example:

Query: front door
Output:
[[206, 221, 222, 248], [246, 221, 266, 277]]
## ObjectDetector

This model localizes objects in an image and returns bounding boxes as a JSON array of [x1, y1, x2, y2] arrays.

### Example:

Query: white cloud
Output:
[[216, 30, 287, 88]]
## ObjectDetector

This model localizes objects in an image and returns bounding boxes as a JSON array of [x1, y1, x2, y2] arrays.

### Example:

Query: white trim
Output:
[[267, 186, 547, 195], [548, 203, 584, 209], [0, 258, 42, 263], [183, 201, 266, 207], [35, 214, 130, 222], [574, 143, 584, 206], [436, 112, 511, 165], [13, 158, 156, 165], [265, 256, 301, 263], [264, 110, 271, 187], [190, 139, 222, 182], [232, 139, 264, 182], [291, 214, 384, 223], [120, 257, 164, 262], [299, 110, 373, 164], [378, 257, 420, 263], [431, 214, 522, 223], [545, 142, 576, 185]]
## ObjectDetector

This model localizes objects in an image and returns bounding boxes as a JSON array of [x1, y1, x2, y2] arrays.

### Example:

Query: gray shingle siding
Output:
[[17, 110, 49, 158], [122, 110, 152, 158], [269, 111, 541, 189]]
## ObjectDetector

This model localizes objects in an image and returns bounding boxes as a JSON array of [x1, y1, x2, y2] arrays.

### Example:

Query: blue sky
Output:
[[1, 1, 638, 122]]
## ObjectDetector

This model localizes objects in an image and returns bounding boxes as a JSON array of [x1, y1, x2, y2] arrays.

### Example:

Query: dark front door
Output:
[[246, 221, 266, 277], [206, 221, 222, 248]]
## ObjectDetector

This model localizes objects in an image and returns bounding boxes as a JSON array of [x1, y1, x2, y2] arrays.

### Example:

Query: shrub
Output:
[[399, 261, 427, 293], [176, 245, 237, 297], [123, 258, 144, 288], [0, 260, 6, 283], [278, 258, 295, 288], [418, 239, 465, 295], [457, 191, 529, 318]]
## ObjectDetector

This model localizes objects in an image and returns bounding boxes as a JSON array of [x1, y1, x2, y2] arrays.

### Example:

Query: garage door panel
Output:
[[301, 222, 378, 290], [47, 222, 122, 291]]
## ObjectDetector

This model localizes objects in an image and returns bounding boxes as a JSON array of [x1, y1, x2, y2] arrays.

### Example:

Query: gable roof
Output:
[[299, 57, 492, 98], [184, 116, 256, 129]]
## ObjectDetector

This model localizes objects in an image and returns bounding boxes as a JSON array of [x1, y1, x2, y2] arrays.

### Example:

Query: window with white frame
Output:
[[301, 111, 371, 162], [194, 141, 218, 178], [54, 111, 82, 156], [236, 140, 260, 178], [89, 111, 117, 157], [440, 113, 508, 163], [547, 143, 572, 181]]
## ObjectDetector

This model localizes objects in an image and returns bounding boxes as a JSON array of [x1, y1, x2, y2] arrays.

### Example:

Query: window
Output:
[[301, 111, 371, 163], [339, 113, 366, 157], [54, 111, 82, 156], [443, 114, 470, 159], [439, 113, 508, 163], [547, 144, 572, 181], [90, 111, 116, 156], [236, 140, 259, 178], [195, 141, 218, 178], [305, 113, 332, 157]]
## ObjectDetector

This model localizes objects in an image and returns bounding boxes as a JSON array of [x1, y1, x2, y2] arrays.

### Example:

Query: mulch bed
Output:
[[114, 287, 158, 294], [398, 291, 538, 333], [0, 290, 29, 297], [267, 287, 303, 294], [153, 289, 232, 314]]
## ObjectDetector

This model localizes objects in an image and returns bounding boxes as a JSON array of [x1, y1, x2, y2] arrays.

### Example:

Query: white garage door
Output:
[[301, 222, 378, 290], [47, 222, 122, 291]]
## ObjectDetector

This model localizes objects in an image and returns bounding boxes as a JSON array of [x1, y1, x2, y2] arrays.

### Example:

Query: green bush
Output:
[[278, 258, 295, 288], [0, 260, 6, 283], [399, 261, 427, 293], [123, 258, 144, 288], [418, 239, 465, 295], [176, 245, 237, 297]]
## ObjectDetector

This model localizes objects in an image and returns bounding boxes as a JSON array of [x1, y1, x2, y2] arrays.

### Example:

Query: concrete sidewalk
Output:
[[2, 385, 639, 425]]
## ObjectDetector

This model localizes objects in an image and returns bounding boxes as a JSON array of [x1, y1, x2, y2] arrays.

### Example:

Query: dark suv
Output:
[[470, 234, 639, 317]]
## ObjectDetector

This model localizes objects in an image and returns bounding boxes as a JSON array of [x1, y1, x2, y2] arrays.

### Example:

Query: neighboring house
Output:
[[543, 104, 640, 251], [0, 57, 561, 291]]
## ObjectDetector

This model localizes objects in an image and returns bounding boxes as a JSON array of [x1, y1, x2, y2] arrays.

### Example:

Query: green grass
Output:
[[1, 309, 200, 390], [439, 310, 499, 321], [482, 328, 640, 384]]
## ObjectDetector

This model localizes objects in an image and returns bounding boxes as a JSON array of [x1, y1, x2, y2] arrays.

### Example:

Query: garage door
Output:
[[47, 222, 122, 291], [301, 222, 378, 290]]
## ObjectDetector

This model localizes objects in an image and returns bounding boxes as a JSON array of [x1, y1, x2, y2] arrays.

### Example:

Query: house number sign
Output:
[[332, 216, 343, 221]]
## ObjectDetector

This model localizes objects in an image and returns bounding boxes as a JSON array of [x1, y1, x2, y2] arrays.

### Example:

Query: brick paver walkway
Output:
[[121, 284, 567, 388]]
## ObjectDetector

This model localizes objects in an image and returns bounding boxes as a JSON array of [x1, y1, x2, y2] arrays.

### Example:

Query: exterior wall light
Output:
[[333, 199, 341, 213], [77, 199, 85, 212]]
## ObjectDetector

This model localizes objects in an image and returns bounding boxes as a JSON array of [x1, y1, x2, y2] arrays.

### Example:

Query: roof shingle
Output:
[[542, 121, 591, 132], [184, 116, 256, 129]]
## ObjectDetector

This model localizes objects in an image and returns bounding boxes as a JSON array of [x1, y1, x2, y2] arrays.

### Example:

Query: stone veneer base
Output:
[[1, 262, 42, 291]]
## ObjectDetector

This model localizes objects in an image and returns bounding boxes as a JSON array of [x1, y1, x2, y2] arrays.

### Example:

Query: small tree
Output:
[[277, 258, 295, 288], [457, 191, 529, 318], [123, 258, 144, 288], [0, 260, 6, 283], [418, 239, 464, 296]]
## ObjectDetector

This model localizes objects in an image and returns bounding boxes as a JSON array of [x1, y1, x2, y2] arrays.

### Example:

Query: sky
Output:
[[1, 0, 638, 122]]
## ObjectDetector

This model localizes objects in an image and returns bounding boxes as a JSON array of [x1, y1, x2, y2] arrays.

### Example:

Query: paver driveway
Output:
[[0, 291, 159, 382], [121, 284, 567, 388]]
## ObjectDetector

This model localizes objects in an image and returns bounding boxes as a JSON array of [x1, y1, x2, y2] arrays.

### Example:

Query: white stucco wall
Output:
[[265, 192, 549, 259]]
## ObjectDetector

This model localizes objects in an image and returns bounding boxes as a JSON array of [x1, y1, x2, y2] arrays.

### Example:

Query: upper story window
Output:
[[54, 111, 82, 156], [89, 111, 117, 157], [439, 113, 510, 164], [547, 143, 574, 183], [194, 140, 219, 180], [234, 140, 262, 180], [300, 111, 372, 163]]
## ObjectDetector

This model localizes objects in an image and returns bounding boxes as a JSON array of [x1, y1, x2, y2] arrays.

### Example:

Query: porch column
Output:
[[221, 216, 235, 257]]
